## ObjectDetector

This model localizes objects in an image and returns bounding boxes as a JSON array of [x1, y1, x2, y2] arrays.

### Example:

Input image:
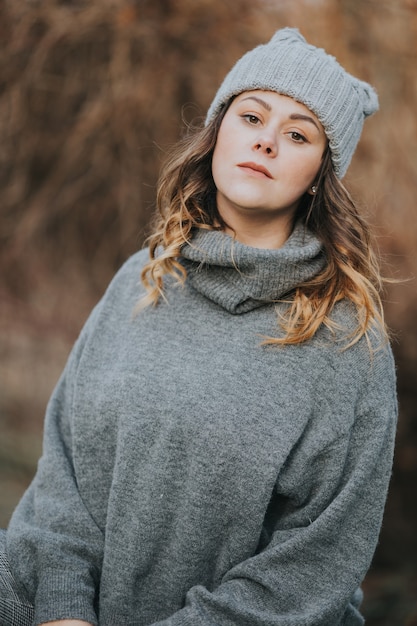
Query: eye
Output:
[[242, 114, 261, 125], [289, 131, 308, 143]]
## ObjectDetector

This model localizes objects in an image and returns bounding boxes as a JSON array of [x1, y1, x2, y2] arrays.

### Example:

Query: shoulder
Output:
[[107, 248, 150, 291], [94, 248, 150, 310], [323, 299, 396, 395], [300, 299, 397, 434], [69, 248, 150, 350], [318, 297, 393, 366]]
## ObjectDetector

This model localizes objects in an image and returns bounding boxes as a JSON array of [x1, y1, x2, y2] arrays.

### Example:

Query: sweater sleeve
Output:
[[6, 304, 104, 626], [150, 342, 398, 626]]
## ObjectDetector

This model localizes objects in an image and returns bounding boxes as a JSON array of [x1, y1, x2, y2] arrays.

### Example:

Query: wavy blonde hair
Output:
[[139, 101, 387, 347]]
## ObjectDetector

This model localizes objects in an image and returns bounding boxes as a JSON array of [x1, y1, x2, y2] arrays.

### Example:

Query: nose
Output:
[[253, 132, 277, 156]]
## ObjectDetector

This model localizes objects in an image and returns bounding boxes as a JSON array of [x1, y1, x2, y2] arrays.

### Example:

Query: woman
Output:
[[1, 28, 397, 626]]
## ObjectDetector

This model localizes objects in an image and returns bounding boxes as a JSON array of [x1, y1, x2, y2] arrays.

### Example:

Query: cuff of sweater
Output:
[[34, 569, 98, 626]]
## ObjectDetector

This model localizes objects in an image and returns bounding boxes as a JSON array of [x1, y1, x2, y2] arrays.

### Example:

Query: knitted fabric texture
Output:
[[6, 228, 397, 626], [206, 28, 379, 178]]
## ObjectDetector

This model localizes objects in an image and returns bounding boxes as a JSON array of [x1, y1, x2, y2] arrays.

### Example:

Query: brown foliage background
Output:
[[0, 0, 416, 622]]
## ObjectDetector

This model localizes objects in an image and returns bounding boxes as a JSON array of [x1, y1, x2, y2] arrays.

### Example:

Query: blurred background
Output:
[[0, 0, 416, 623]]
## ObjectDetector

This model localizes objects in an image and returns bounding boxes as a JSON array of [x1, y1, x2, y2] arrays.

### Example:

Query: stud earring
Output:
[[311, 185, 317, 194]]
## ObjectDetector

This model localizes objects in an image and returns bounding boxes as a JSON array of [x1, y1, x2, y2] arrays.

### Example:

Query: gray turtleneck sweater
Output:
[[6, 224, 397, 626]]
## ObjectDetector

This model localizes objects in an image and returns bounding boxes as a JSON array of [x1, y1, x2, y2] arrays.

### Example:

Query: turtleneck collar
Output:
[[180, 222, 326, 314]]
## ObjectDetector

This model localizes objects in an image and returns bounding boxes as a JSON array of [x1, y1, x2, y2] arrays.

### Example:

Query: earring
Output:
[[311, 185, 317, 194]]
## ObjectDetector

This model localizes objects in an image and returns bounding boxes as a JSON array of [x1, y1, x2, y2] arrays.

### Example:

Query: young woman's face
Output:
[[211, 90, 327, 240]]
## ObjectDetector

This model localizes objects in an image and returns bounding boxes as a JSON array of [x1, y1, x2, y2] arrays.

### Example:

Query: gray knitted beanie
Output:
[[206, 28, 379, 178]]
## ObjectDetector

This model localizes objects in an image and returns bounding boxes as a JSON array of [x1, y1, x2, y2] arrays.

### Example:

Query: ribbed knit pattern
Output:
[[181, 223, 326, 313], [206, 28, 379, 178], [6, 227, 397, 626]]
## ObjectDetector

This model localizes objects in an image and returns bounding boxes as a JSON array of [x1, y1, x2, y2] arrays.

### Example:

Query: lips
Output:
[[237, 162, 273, 179]]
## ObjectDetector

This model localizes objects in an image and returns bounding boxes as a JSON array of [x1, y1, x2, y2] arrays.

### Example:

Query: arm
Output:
[[7, 307, 104, 626], [151, 343, 397, 626]]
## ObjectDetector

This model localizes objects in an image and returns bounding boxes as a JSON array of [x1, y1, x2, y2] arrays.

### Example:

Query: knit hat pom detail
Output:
[[352, 77, 379, 117], [269, 27, 306, 45]]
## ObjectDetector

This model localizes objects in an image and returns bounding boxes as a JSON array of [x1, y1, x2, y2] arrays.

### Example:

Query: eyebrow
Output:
[[289, 113, 321, 132], [241, 96, 272, 111], [240, 96, 321, 132]]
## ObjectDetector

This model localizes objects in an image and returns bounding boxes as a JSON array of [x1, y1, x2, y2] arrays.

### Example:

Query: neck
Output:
[[220, 212, 295, 249]]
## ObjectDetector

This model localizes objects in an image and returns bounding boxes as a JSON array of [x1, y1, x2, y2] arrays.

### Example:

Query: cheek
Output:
[[211, 148, 221, 188], [212, 118, 236, 168], [211, 140, 229, 186], [291, 154, 323, 184]]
